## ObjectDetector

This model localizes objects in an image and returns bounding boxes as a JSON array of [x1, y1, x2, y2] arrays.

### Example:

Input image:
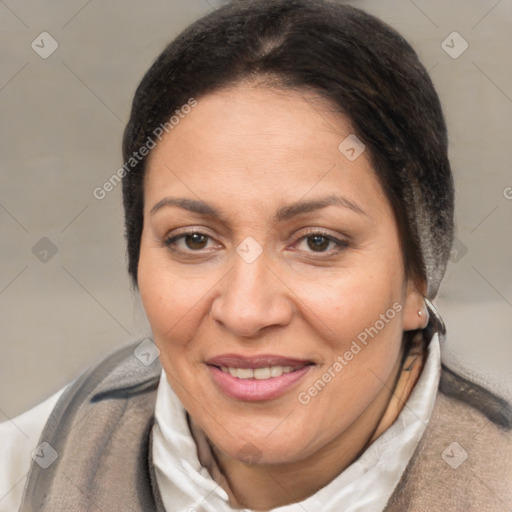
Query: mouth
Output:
[[206, 354, 315, 401], [217, 364, 306, 379]]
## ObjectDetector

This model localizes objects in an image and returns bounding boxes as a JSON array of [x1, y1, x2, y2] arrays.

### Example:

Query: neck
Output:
[[190, 349, 424, 511]]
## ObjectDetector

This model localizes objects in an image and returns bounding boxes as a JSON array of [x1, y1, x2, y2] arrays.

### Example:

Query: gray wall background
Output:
[[1, 0, 511, 419]]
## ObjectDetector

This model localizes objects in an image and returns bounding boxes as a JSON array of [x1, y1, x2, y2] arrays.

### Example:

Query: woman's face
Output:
[[138, 84, 425, 465]]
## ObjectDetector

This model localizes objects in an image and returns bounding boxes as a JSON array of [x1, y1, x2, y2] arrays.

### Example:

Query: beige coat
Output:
[[19, 343, 512, 511], [386, 368, 512, 510]]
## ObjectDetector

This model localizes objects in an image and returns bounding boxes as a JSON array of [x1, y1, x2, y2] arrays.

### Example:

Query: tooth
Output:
[[270, 366, 284, 377], [223, 365, 300, 379], [254, 367, 271, 380], [237, 368, 254, 379]]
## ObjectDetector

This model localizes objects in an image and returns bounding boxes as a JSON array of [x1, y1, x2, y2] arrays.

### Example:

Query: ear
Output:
[[402, 278, 428, 331]]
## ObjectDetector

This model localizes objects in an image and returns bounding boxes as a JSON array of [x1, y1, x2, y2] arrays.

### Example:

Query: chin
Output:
[[207, 420, 318, 466]]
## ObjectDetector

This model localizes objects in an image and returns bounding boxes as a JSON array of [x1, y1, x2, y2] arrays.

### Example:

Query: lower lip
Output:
[[208, 365, 312, 401]]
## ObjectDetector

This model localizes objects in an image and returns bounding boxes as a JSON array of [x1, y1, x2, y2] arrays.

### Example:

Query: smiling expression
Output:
[[137, 83, 425, 465]]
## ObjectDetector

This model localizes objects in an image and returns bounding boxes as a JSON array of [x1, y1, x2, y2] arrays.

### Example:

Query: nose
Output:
[[211, 253, 294, 338]]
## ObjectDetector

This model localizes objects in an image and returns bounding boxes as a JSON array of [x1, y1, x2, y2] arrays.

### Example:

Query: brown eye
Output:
[[164, 231, 213, 252], [294, 231, 349, 255], [184, 233, 208, 250], [307, 235, 331, 252]]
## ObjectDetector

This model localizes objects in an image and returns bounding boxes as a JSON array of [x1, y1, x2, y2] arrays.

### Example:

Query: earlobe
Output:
[[402, 279, 428, 331]]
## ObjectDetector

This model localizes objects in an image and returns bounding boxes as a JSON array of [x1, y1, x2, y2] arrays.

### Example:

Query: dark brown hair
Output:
[[121, 0, 512, 430], [122, 0, 453, 292]]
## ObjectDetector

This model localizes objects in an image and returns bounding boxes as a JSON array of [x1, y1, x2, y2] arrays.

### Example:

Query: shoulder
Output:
[[1, 339, 161, 512], [0, 387, 65, 512], [439, 363, 512, 430], [386, 366, 512, 511], [24, 339, 161, 452], [19, 339, 162, 511]]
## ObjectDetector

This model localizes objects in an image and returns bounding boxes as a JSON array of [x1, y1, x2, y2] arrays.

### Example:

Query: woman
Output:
[[2, 0, 511, 510]]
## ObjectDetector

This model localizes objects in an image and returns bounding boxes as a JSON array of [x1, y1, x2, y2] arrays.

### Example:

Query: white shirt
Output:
[[153, 334, 441, 512], [0, 335, 441, 512], [0, 387, 65, 512]]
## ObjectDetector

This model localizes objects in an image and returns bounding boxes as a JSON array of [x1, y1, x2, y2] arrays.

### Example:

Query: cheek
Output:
[[287, 260, 405, 413], [289, 259, 404, 348], [137, 244, 209, 349], [293, 272, 404, 427], [138, 241, 253, 386]]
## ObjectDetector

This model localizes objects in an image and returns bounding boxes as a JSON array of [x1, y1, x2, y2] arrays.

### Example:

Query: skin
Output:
[[138, 82, 428, 510]]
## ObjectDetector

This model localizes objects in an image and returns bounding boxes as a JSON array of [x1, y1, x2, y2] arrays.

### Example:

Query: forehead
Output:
[[144, 84, 391, 221]]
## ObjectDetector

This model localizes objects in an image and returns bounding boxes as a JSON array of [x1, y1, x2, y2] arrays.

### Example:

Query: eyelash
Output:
[[163, 229, 349, 256]]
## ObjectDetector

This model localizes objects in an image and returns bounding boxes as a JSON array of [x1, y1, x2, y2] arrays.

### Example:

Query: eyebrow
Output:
[[274, 195, 367, 221], [149, 195, 367, 222]]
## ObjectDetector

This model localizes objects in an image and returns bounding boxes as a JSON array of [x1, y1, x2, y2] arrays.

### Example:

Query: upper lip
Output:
[[206, 354, 313, 369]]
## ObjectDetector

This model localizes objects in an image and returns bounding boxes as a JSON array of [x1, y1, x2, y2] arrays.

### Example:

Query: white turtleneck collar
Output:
[[152, 334, 441, 512]]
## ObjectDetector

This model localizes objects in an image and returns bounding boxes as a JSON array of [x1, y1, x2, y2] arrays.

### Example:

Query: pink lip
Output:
[[207, 360, 313, 402], [206, 353, 311, 369]]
